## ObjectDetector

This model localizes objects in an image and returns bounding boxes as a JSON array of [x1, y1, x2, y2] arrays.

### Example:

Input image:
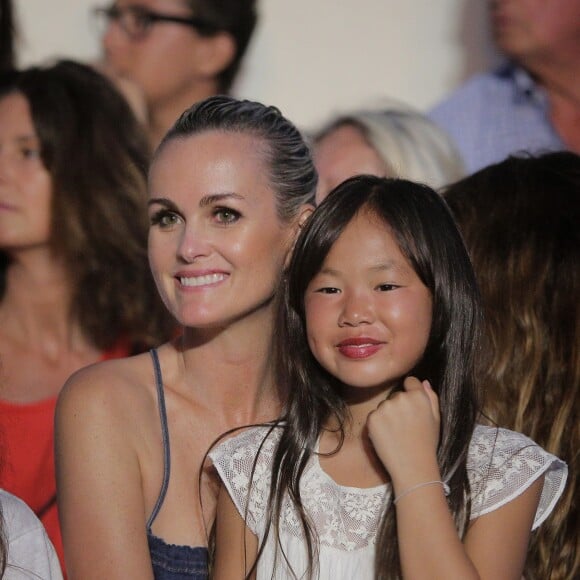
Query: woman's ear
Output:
[[284, 204, 315, 268]]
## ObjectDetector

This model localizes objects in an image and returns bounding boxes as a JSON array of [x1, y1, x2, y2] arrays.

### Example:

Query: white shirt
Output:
[[0, 489, 63, 580], [210, 424, 567, 579]]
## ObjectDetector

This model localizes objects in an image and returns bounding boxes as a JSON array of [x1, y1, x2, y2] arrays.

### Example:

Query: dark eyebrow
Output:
[[198, 192, 244, 207], [147, 192, 244, 210], [318, 260, 409, 277], [15, 135, 40, 144], [148, 197, 178, 210]]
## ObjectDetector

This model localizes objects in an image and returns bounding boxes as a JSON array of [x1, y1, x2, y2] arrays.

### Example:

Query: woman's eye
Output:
[[150, 210, 180, 228], [20, 147, 41, 160], [213, 207, 241, 224]]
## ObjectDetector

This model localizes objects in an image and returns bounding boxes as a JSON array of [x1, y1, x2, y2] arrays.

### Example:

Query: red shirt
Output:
[[0, 342, 131, 575]]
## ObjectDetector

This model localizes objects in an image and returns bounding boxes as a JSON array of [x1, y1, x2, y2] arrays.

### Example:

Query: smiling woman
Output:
[[55, 95, 316, 579]]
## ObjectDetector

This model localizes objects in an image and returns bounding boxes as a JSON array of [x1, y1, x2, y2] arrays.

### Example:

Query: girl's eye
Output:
[[150, 210, 180, 228], [377, 283, 399, 292], [315, 287, 341, 294], [213, 207, 241, 224]]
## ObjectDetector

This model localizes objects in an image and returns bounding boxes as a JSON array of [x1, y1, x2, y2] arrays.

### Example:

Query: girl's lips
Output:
[[336, 337, 384, 359]]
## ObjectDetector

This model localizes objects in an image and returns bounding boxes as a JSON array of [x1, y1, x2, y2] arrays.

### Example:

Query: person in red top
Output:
[[0, 61, 175, 572]]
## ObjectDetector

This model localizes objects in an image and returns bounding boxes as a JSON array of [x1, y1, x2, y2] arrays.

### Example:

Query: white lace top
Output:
[[210, 424, 567, 579]]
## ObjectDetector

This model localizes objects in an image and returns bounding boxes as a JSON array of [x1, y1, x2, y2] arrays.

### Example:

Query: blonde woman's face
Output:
[[0, 93, 53, 253], [314, 124, 389, 204]]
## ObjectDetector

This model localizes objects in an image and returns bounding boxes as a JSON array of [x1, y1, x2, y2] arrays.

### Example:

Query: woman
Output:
[[312, 99, 464, 203], [96, 0, 258, 147], [55, 95, 316, 579], [0, 60, 174, 570], [444, 152, 579, 580]]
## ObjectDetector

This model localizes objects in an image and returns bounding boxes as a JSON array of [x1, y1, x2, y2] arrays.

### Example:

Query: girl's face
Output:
[[0, 93, 53, 253], [102, 0, 210, 107], [304, 210, 432, 395], [148, 130, 305, 329]]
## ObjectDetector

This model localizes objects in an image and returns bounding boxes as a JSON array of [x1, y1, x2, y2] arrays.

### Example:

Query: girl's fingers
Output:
[[403, 376, 424, 393], [422, 380, 440, 420]]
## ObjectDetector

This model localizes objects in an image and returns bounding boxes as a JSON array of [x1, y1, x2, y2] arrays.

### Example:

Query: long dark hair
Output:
[[254, 175, 481, 578], [0, 0, 16, 72], [444, 152, 580, 580], [0, 60, 175, 351]]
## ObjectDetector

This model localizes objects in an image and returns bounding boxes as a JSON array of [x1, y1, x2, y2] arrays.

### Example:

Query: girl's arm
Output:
[[55, 365, 155, 580], [367, 377, 542, 579], [394, 472, 542, 579], [213, 484, 258, 580]]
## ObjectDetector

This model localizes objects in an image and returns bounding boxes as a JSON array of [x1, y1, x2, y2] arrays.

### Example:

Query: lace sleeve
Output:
[[209, 426, 281, 536], [467, 425, 568, 529]]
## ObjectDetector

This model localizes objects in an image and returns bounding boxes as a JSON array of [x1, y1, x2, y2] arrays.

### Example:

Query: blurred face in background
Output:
[[314, 124, 389, 204], [101, 0, 210, 107], [0, 93, 53, 253], [489, 0, 580, 63]]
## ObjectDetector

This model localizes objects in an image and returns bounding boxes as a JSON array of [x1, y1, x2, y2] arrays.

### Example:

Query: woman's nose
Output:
[[177, 224, 211, 263]]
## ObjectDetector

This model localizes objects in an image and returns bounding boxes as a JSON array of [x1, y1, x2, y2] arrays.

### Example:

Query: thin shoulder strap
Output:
[[146, 348, 171, 530]]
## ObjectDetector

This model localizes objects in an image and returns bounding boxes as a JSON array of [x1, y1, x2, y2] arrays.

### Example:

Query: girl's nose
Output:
[[337, 290, 375, 327]]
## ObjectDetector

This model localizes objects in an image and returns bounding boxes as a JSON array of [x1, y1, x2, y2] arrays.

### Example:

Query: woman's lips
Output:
[[336, 337, 384, 359]]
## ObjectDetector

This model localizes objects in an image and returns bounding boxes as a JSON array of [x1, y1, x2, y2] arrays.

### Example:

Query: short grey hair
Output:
[[314, 98, 464, 190]]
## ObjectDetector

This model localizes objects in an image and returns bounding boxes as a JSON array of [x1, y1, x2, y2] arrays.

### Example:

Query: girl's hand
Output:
[[366, 376, 441, 493]]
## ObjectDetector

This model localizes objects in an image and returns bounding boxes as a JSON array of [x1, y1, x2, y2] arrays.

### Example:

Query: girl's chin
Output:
[[339, 381, 399, 404]]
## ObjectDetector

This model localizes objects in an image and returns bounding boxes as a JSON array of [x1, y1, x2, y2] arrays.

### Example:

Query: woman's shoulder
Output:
[[58, 349, 157, 410], [54, 348, 164, 447], [467, 424, 568, 528]]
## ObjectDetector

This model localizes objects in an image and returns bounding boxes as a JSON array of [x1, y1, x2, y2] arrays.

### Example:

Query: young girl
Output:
[[209, 175, 568, 579]]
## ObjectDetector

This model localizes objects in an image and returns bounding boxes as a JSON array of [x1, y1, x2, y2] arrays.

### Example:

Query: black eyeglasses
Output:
[[94, 4, 218, 40]]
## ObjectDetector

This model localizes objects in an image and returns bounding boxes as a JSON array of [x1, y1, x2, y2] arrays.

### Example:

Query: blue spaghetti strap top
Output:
[[147, 349, 209, 579]]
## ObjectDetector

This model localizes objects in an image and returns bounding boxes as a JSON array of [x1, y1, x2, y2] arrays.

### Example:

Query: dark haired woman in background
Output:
[[444, 152, 579, 580], [0, 60, 174, 571]]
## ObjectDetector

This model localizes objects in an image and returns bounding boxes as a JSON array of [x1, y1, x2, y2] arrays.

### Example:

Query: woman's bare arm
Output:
[[55, 363, 155, 580]]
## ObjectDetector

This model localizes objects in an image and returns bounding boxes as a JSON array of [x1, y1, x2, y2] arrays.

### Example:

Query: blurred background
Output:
[[15, 0, 500, 129]]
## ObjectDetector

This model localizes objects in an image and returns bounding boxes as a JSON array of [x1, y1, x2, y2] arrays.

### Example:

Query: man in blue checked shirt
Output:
[[429, 0, 580, 174]]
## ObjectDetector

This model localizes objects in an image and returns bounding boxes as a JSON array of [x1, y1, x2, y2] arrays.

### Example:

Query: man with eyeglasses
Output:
[[95, 0, 257, 147]]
